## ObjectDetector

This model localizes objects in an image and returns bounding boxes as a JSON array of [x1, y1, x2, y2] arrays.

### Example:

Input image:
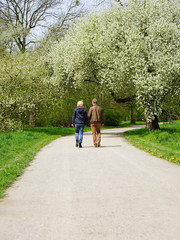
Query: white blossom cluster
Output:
[[49, 0, 180, 122]]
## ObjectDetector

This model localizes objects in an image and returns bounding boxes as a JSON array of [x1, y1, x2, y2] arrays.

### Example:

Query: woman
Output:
[[72, 101, 88, 148]]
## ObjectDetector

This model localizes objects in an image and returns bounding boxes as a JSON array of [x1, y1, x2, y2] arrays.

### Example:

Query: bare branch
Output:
[[25, 40, 36, 46], [85, 72, 135, 103], [116, 0, 123, 6], [0, 0, 83, 52]]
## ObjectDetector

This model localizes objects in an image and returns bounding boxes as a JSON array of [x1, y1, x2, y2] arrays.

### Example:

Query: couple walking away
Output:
[[72, 99, 104, 148]]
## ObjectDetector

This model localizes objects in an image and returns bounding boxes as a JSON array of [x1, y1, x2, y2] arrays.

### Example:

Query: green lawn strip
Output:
[[118, 121, 145, 128], [123, 122, 180, 165]]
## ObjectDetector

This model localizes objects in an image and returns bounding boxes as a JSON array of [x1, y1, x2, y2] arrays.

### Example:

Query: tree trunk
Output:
[[130, 104, 135, 124], [29, 111, 36, 127], [22, 37, 26, 53], [146, 115, 160, 131]]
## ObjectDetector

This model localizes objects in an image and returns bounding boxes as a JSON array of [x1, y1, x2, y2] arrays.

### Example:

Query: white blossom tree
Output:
[[49, 0, 180, 130]]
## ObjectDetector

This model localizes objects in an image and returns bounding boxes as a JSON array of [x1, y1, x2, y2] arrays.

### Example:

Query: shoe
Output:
[[97, 142, 100, 147], [94, 144, 97, 147], [76, 141, 78, 147], [79, 143, 82, 148]]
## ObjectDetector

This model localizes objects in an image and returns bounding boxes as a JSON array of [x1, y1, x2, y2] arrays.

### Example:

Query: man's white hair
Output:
[[77, 100, 83, 106]]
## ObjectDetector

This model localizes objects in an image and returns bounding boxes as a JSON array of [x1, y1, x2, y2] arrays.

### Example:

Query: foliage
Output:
[[161, 94, 180, 121], [104, 109, 122, 126], [0, 115, 22, 132], [49, 0, 180, 129], [0, 0, 179, 131], [128, 0, 180, 123], [0, 50, 118, 130], [0, 51, 56, 128], [0, 20, 9, 56], [124, 121, 180, 164]]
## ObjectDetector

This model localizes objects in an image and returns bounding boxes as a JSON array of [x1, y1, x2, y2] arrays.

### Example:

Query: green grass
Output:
[[118, 121, 145, 128], [123, 121, 180, 165]]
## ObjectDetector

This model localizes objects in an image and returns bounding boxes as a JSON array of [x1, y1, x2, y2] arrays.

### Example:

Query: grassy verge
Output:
[[123, 121, 180, 165], [118, 121, 145, 128]]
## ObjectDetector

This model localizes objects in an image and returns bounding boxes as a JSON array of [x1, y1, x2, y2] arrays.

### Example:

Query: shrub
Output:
[[0, 115, 22, 132], [104, 109, 122, 126]]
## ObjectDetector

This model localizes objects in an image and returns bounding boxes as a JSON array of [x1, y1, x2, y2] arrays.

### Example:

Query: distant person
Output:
[[88, 99, 104, 147], [72, 101, 88, 148]]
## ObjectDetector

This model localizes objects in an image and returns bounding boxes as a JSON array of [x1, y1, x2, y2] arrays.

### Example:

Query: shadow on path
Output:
[[84, 132, 123, 136], [82, 145, 121, 148]]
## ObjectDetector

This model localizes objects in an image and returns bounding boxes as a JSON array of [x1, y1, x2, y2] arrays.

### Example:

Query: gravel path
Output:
[[0, 126, 180, 240]]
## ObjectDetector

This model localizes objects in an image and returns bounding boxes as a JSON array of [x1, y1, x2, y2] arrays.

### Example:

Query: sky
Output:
[[31, 0, 107, 41], [31, 0, 125, 43], [81, 0, 106, 8]]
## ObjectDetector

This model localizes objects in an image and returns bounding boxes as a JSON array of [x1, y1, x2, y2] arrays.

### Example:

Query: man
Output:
[[88, 99, 104, 147]]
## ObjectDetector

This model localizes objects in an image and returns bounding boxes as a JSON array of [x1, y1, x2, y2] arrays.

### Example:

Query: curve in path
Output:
[[0, 126, 180, 240]]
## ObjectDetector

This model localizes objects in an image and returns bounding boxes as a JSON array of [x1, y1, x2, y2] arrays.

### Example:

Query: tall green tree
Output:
[[49, 0, 180, 130], [0, 52, 53, 129]]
